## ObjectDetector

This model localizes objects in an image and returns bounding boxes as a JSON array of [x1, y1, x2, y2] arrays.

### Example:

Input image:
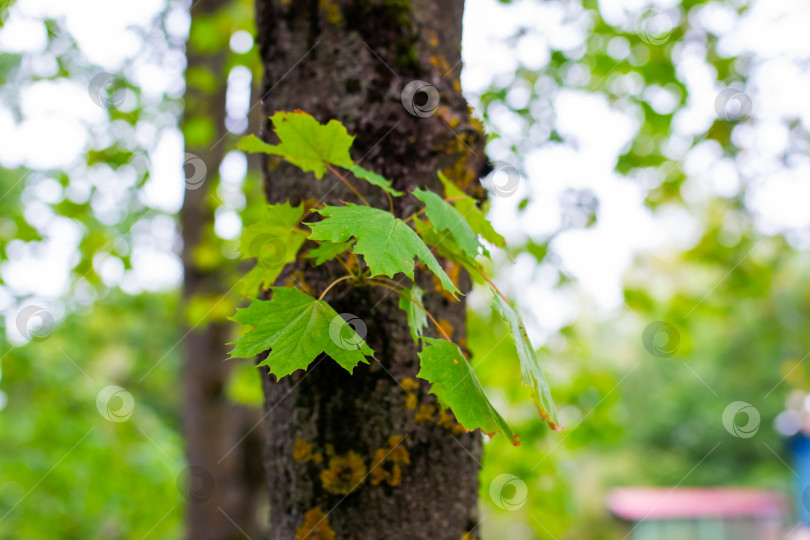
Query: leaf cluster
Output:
[[230, 111, 559, 443]]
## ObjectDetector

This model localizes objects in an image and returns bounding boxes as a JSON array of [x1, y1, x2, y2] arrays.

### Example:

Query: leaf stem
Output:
[[479, 271, 509, 303], [318, 275, 354, 300], [404, 208, 426, 222], [369, 279, 452, 342], [334, 255, 355, 277], [327, 164, 369, 206]]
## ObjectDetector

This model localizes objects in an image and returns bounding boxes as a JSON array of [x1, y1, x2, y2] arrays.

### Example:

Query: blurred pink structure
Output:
[[607, 487, 790, 539]]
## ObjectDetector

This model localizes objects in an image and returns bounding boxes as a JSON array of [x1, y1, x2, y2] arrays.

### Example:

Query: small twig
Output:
[[369, 279, 452, 342], [404, 208, 426, 222], [479, 271, 509, 303], [318, 275, 354, 300], [372, 276, 404, 288], [327, 164, 369, 206], [334, 254, 355, 276]]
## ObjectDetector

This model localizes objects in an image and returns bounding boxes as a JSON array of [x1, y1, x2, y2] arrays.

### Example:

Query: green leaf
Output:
[[228, 287, 374, 378], [239, 201, 306, 257], [347, 164, 403, 196], [307, 205, 459, 297], [413, 188, 481, 260], [524, 240, 548, 263], [238, 265, 281, 297], [238, 112, 403, 198], [491, 293, 560, 430], [305, 240, 353, 266], [417, 218, 485, 285], [417, 337, 516, 444], [238, 202, 308, 295], [438, 171, 505, 247], [399, 284, 427, 343], [237, 111, 354, 179], [237, 134, 278, 154]]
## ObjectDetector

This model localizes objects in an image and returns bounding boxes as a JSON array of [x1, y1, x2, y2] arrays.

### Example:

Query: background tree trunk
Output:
[[253, 1, 490, 538], [180, 1, 266, 537]]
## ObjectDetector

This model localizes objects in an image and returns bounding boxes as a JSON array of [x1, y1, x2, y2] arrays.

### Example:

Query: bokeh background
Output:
[[1, 0, 810, 538]]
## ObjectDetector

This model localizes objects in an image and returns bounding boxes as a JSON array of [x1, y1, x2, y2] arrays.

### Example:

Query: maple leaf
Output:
[[413, 188, 481, 260], [417, 337, 516, 444], [238, 111, 401, 195], [347, 164, 403, 196], [417, 217, 485, 285], [438, 171, 505, 247], [229, 287, 374, 378], [491, 293, 560, 430], [305, 240, 353, 266], [237, 111, 353, 179], [307, 205, 460, 297], [238, 202, 308, 295]]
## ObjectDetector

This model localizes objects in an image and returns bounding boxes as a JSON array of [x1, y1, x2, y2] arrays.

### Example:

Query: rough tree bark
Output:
[[253, 1, 490, 538], [179, 0, 266, 537]]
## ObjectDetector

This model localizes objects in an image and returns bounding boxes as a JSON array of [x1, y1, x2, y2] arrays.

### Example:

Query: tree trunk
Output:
[[180, 1, 266, 537], [253, 1, 489, 538]]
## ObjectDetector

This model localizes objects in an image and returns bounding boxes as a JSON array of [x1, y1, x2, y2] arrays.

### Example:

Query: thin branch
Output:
[[479, 271, 509, 303], [334, 254, 355, 276], [404, 208, 426, 223], [371, 276, 405, 288], [318, 275, 354, 300], [327, 164, 369, 206]]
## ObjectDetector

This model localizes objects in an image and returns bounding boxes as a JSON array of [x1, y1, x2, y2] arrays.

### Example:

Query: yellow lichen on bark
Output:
[[440, 113, 487, 194], [429, 54, 451, 74], [293, 438, 323, 464], [370, 435, 411, 487], [433, 261, 462, 302], [437, 409, 454, 429], [401, 377, 420, 392], [295, 508, 336, 540], [414, 403, 435, 424], [438, 408, 468, 435], [402, 377, 420, 410], [318, 0, 343, 26], [320, 451, 367, 495], [437, 319, 454, 339]]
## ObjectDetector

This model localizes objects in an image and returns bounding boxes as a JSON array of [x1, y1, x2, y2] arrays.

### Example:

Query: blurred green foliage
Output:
[[471, 0, 808, 538], [0, 0, 260, 536], [0, 293, 184, 539]]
